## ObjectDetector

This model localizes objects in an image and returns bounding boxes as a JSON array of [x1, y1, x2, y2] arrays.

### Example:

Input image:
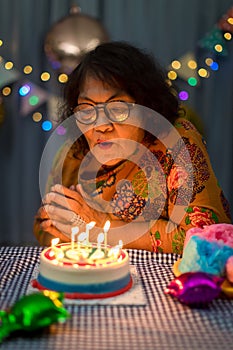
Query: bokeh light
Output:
[[187, 60, 197, 69], [41, 72, 50, 81], [2, 86, 11, 96], [214, 44, 223, 53], [0, 39, 3, 47], [171, 60, 181, 70], [42, 120, 52, 131], [5, 61, 13, 70], [29, 95, 39, 106], [167, 70, 177, 80], [198, 68, 208, 78], [23, 65, 33, 74], [58, 73, 68, 83], [32, 112, 42, 122], [205, 58, 213, 66], [187, 77, 197, 86], [19, 84, 31, 96], [210, 62, 219, 71], [224, 32, 232, 40], [178, 91, 189, 101], [56, 125, 67, 135]]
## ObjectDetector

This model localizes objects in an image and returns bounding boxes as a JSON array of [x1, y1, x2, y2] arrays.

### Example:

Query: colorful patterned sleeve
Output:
[[148, 118, 232, 254]]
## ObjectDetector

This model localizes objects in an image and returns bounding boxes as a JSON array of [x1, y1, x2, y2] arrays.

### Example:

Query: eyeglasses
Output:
[[73, 101, 135, 125]]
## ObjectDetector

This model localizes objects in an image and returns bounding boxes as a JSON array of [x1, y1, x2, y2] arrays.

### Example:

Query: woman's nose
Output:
[[94, 108, 113, 132]]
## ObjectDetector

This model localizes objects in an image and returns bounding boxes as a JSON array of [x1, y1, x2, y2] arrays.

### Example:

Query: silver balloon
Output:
[[44, 10, 110, 74]]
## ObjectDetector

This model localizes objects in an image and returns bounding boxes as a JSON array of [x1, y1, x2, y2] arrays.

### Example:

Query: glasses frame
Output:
[[73, 100, 135, 125]]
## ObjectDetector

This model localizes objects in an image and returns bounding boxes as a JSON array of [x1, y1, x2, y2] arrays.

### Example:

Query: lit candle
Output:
[[78, 231, 88, 245], [77, 231, 90, 258], [50, 238, 64, 260], [85, 221, 96, 244], [71, 226, 79, 250], [103, 220, 110, 249], [118, 239, 123, 251], [51, 237, 60, 246], [97, 232, 104, 250]]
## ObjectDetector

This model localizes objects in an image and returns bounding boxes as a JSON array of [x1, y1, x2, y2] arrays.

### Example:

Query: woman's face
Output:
[[76, 75, 145, 166]]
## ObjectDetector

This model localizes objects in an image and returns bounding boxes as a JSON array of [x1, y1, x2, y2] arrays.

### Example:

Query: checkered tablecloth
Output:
[[0, 246, 233, 350]]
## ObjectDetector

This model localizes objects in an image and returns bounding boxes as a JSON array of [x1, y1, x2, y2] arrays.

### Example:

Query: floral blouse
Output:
[[34, 118, 231, 253]]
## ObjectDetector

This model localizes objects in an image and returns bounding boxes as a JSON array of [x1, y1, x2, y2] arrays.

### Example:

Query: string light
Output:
[[58, 73, 68, 83], [5, 61, 13, 70], [198, 68, 209, 78], [187, 77, 197, 86], [19, 84, 31, 96], [167, 70, 177, 80], [42, 120, 52, 131], [179, 91, 189, 101], [187, 60, 197, 69], [29, 95, 39, 106], [210, 62, 219, 71], [171, 60, 181, 70], [0, 6, 232, 132], [205, 58, 213, 66], [2, 86, 11, 96], [41, 72, 50, 81], [56, 125, 67, 135], [224, 32, 232, 40], [32, 112, 42, 122], [214, 44, 223, 53], [23, 65, 33, 74]]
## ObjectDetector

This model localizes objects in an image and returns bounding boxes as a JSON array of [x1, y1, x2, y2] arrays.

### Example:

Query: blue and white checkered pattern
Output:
[[0, 246, 233, 350]]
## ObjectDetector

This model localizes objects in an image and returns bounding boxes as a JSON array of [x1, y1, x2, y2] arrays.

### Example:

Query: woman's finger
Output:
[[44, 204, 78, 224], [43, 191, 88, 220], [43, 191, 82, 211], [51, 184, 82, 202]]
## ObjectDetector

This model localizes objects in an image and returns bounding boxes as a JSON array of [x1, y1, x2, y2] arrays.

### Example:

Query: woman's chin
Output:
[[96, 156, 123, 166]]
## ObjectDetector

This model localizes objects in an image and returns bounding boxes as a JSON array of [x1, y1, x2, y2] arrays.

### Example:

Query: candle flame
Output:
[[51, 238, 59, 246], [87, 221, 96, 229], [71, 226, 79, 234], [104, 220, 110, 232], [78, 232, 88, 242]]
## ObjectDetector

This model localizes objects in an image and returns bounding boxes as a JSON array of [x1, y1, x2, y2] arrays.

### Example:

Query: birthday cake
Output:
[[32, 242, 132, 299]]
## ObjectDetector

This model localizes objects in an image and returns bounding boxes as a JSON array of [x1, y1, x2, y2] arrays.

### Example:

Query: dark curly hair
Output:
[[60, 41, 180, 124]]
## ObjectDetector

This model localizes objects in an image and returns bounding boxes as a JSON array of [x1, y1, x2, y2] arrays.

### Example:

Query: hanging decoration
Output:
[[44, 5, 109, 74], [167, 5, 233, 104], [0, 5, 232, 131]]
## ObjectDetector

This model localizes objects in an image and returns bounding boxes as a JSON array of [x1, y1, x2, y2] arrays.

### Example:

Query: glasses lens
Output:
[[107, 101, 129, 122], [74, 104, 96, 124]]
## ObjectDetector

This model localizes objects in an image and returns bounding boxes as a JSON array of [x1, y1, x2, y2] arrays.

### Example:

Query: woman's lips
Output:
[[97, 140, 113, 149]]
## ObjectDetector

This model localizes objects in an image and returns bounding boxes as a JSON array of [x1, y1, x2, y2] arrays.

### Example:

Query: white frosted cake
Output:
[[32, 242, 132, 299]]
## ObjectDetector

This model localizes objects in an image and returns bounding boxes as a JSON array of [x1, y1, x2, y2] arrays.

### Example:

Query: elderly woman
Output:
[[34, 41, 231, 253]]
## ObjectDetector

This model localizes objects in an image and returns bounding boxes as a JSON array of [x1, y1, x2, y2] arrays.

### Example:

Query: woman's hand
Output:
[[41, 184, 109, 237]]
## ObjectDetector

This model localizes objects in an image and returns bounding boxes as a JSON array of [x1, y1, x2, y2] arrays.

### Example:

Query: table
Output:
[[0, 247, 233, 350]]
